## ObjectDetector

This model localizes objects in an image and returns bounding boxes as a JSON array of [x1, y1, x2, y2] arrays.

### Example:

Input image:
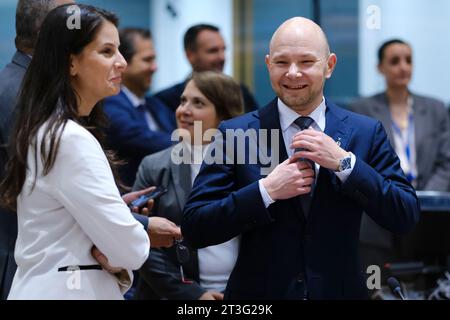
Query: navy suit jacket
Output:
[[0, 51, 31, 299], [182, 98, 420, 300], [103, 91, 176, 186], [155, 80, 259, 113]]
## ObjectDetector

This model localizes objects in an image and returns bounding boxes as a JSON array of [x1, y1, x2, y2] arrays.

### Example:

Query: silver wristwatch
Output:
[[336, 152, 352, 172]]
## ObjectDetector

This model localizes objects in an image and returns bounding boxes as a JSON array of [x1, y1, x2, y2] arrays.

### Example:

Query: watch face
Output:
[[342, 157, 351, 170]]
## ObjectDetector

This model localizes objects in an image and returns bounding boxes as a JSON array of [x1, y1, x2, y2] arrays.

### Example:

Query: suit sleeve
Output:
[[48, 127, 149, 270], [182, 125, 274, 249], [423, 102, 450, 191], [132, 158, 206, 299], [339, 121, 420, 234], [104, 101, 173, 158]]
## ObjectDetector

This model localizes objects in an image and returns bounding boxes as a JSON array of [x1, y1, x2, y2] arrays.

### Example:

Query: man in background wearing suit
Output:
[[182, 17, 420, 299], [103, 28, 176, 187], [155, 24, 259, 113], [0, 0, 75, 300]]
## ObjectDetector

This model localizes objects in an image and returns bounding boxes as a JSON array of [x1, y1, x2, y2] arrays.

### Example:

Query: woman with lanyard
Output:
[[351, 38, 450, 191], [350, 39, 450, 297]]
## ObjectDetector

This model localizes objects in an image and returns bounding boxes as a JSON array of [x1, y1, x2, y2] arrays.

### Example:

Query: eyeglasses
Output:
[[175, 239, 193, 284]]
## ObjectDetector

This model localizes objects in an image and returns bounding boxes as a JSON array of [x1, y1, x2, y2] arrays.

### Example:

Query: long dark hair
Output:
[[0, 4, 120, 210]]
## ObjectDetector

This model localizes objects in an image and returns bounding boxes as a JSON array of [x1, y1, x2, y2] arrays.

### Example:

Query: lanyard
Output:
[[391, 112, 416, 183]]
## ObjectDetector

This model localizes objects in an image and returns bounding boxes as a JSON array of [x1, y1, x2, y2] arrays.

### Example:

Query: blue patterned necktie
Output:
[[293, 116, 315, 217], [293, 116, 315, 171]]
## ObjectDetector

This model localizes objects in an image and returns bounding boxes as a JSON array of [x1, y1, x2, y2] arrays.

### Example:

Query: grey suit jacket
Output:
[[350, 92, 450, 191], [132, 145, 206, 300], [350, 92, 450, 249], [0, 51, 31, 300]]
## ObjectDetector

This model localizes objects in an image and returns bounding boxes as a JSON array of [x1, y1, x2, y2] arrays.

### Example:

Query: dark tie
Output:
[[293, 116, 315, 169], [293, 116, 315, 217]]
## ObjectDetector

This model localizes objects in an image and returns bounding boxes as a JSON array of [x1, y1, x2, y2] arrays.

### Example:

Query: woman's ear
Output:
[[69, 54, 77, 77]]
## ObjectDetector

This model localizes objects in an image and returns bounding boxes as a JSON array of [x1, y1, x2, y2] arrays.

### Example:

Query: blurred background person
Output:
[[103, 28, 176, 187], [350, 39, 450, 291], [133, 71, 244, 300], [0, 4, 152, 300], [0, 0, 74, 300], [155, 24, 259, 113], [351, 39, 450, 191]]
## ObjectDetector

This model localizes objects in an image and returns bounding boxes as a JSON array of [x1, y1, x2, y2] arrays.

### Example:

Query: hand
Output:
[[290, 129, 348, 171], [261, 158, 315, 201], [122, 186, 155, 215], [91, 246, 122, 274], [148, 216, 182, 248], [199, 291, 224, 300]]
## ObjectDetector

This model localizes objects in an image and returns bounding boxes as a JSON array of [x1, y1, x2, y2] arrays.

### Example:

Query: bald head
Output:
[[269, 17, 330, 58], [265, 17, 337, 114]]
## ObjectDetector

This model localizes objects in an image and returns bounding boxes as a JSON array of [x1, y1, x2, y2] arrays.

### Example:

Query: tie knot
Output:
[[294, 116, 314, 130]]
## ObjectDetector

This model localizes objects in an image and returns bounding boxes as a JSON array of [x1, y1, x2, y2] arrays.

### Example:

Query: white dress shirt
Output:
[[122, 86, 161, 131], [8, 120, 149, 300], [187, 143, 240, 292], [258, 98, 356, 207]]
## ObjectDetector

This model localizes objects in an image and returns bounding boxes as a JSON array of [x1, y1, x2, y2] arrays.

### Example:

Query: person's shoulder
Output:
[[220, 110, 260, 129], [412, 93, 446, 110], [60, 120, 95, 141], [328, 100, 381, 128], [155, 81, 185, 96], [34, 120, 97, 159], [348, 92, 385, 111], [0, 63, 26, 100], [146, 95, 172, 112], [140, 145, 174, 168], [103, 90, 128, 107]]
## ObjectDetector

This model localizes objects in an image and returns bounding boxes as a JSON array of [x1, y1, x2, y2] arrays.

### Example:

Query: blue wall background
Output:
[[252, 0, 313, 106], [0, 0, 150, 69], [0, 0, 359, 106], [251, 0, 358, 107], [0, 0, 18, 69]]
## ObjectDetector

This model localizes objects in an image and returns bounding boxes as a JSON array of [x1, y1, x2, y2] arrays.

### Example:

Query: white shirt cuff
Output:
[[258, 179, 275, 208], [334, 152, 356, 184]]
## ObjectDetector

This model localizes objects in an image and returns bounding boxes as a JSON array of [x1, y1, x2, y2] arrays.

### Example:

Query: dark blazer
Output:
[[103, 91, 176, 186], [182, 98, 420, 300], [350, 92, 450, 191], [132, 146, 206, 300], [350, 92, 450, 252], [155, 79, 260, 113], [0, 51, 31, 300]]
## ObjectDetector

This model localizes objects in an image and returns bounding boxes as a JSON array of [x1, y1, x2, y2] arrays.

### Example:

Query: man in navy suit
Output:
[[155, 24, 259, 113], [182, 17, 420, 299], [104, 28, 176, 187]]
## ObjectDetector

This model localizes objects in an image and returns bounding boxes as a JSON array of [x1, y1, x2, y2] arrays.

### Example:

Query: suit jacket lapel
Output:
[[371, 93, 395, 145], [259, 98, 289, 164], [309, 100, 354, 221], [411, 94, 427, 174], [324, 99, 353, 152], [170, 147, 192, 210]]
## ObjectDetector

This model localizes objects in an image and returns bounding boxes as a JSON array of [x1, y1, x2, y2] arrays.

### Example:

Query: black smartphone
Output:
[[130, 186, 167, 209]]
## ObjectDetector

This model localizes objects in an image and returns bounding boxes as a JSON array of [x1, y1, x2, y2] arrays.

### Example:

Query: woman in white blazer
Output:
[[0, 4, 150, 299]]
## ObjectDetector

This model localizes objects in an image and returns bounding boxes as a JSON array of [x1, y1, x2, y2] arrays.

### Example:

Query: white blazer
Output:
[[8, 120, 149, 300]]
